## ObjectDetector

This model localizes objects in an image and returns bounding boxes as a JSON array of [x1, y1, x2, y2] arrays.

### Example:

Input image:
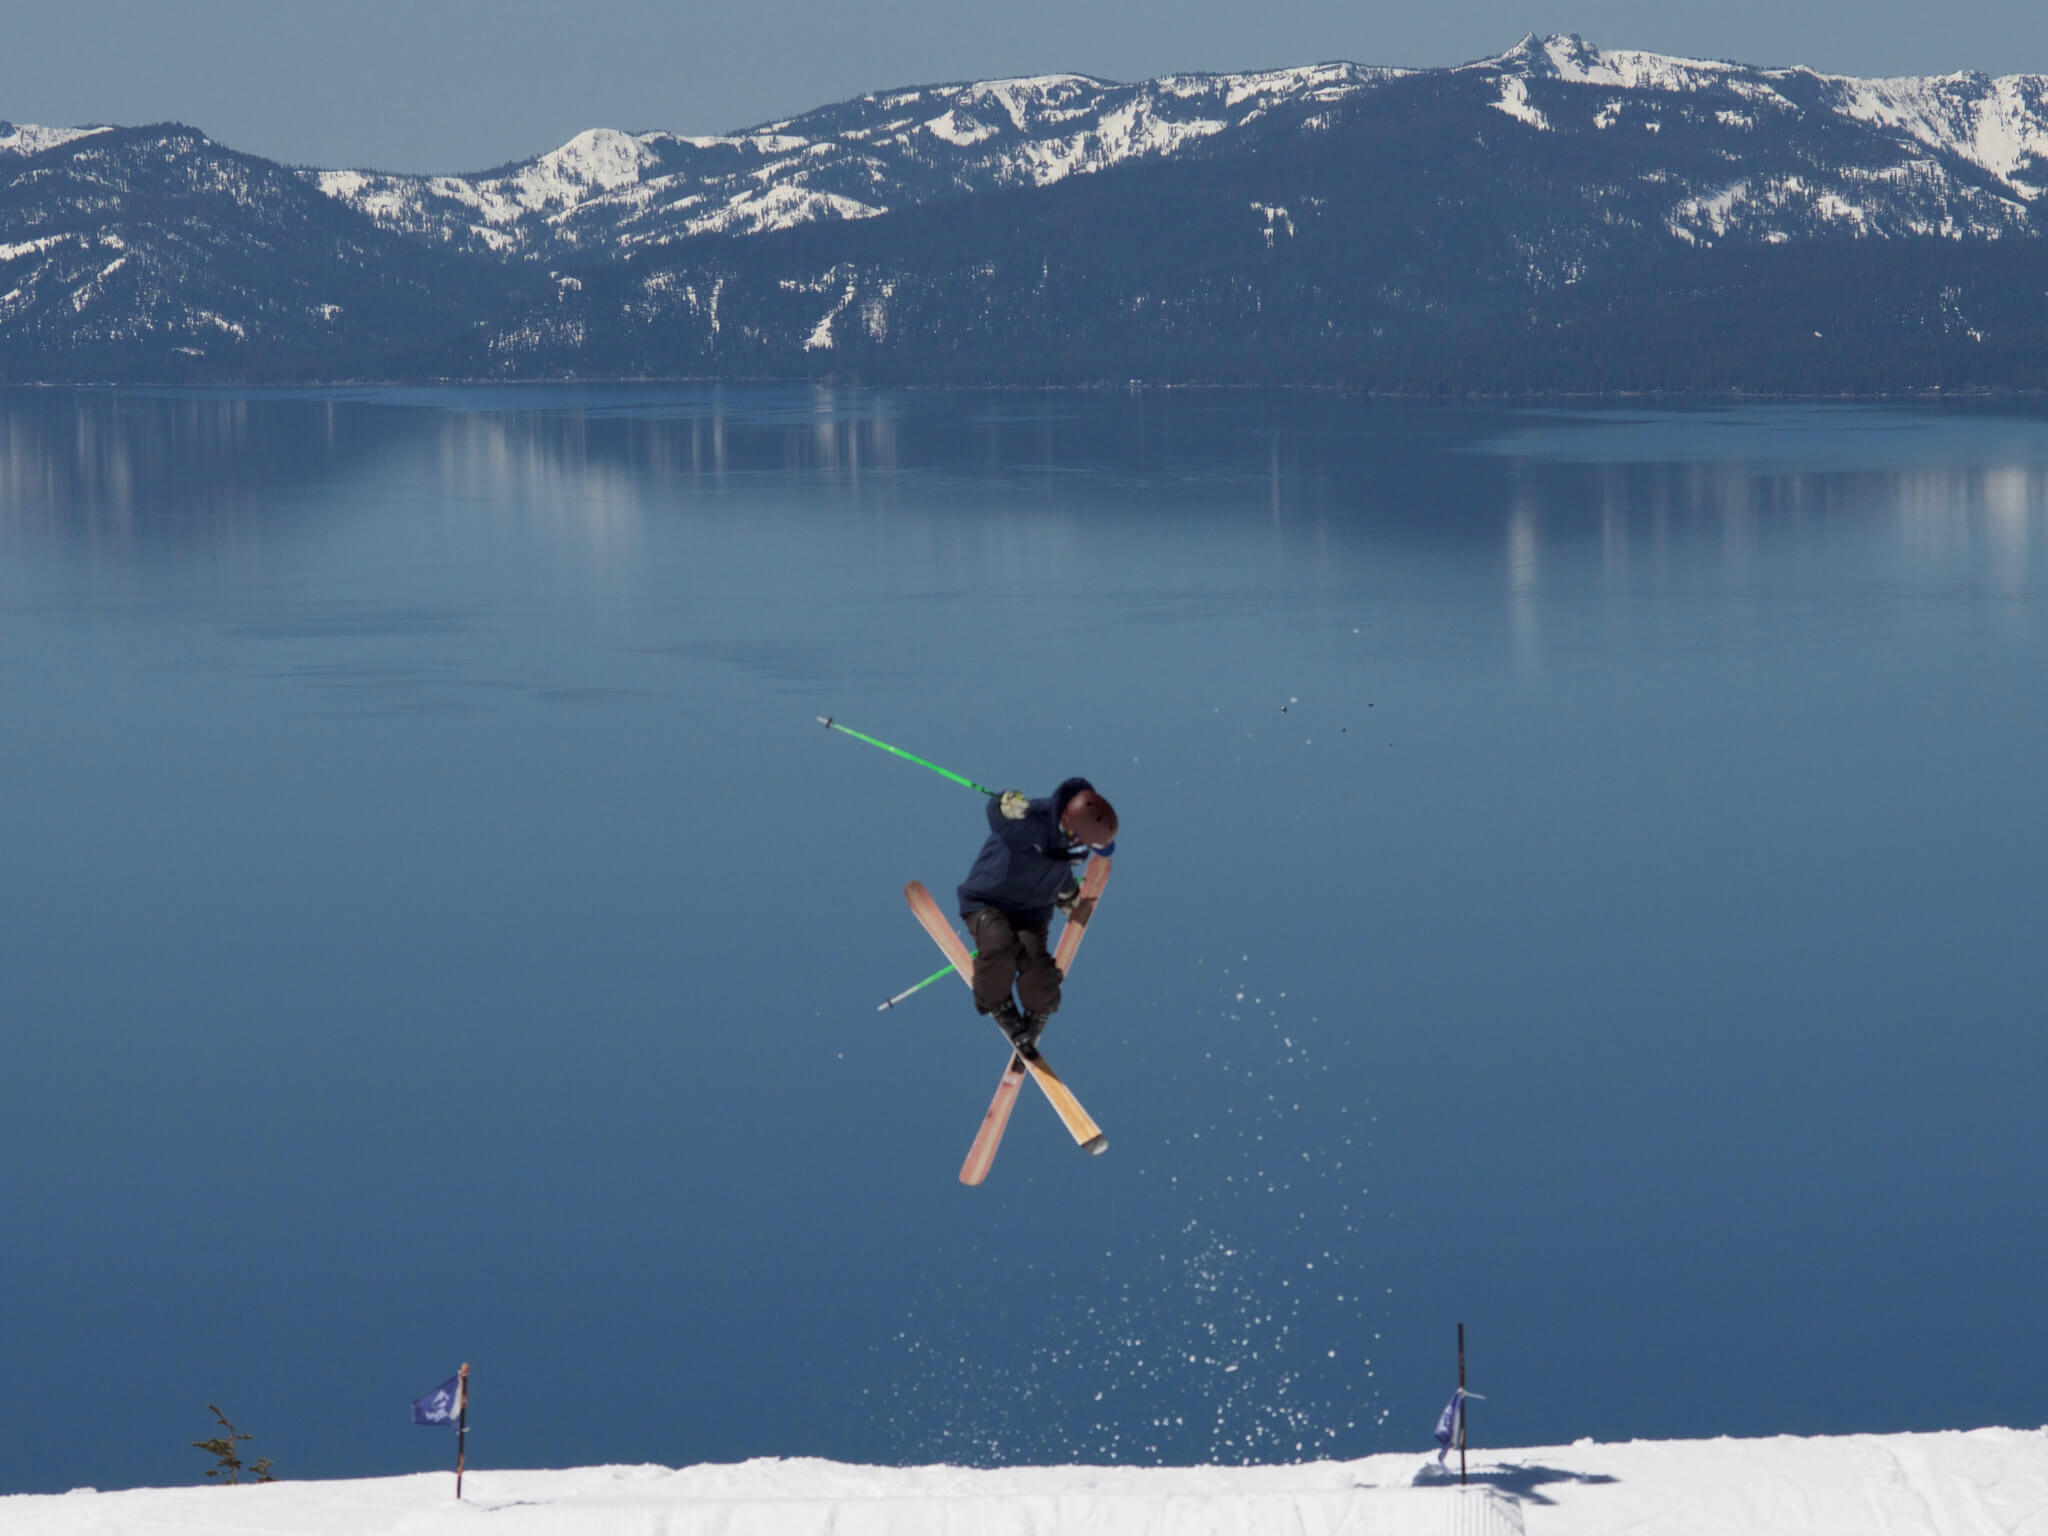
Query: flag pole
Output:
[[1457, 1324, 1467, 1486], [455, 1363, 470, 1501]]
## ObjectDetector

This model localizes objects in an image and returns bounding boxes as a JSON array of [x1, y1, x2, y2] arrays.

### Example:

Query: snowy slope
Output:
[[310, 36, 2048, 263], [0, 122, 112, 157], [309, 65, 1403, 260], [1465, 36, 2048, 244], [4, 1428, 2043, 1536]]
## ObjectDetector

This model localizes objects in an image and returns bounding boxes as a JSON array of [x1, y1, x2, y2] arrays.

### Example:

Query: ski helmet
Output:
[[1060, 788, 1118, 849]]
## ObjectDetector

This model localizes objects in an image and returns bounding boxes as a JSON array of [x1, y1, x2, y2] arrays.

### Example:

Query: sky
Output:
[[2, 0, 2047, 173]]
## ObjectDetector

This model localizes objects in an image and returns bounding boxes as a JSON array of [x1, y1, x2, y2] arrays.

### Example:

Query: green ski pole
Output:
[[817, 717, 997, 797], [877, 951, 981, 1011]]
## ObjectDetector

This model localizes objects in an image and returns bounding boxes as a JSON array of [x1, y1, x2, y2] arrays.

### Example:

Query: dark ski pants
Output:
[[964, 907, 1061, 1019]]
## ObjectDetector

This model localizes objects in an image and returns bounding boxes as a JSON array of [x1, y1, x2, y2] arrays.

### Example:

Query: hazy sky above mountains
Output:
[[4, 0, 2046, 172]]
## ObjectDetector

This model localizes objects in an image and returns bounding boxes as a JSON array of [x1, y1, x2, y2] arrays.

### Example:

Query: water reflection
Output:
[[1507, 490, 1541, 663], [1493, 455, 2042, 627], [0, 388, 922, 572], [3, 390, 2044, 652], [0, 390, 364, 553], [1985, 469, 2031, 594], [1476, 404, 2048, 646]]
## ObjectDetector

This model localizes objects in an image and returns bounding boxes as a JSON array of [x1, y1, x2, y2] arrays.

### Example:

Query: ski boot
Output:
[[992, 1001, 1037, 1055], [1015, 1011, 1050, 1055]]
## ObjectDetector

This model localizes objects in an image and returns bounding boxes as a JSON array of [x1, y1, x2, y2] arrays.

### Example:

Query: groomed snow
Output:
[[4, 1427, 2043, 1536]]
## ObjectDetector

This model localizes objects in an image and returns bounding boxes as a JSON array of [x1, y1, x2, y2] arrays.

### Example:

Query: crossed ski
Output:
[[904, 855, 1111, 1183]]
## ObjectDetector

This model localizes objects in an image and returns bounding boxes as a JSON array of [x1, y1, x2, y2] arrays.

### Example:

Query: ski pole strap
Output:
[[818, 717, 996, 796]]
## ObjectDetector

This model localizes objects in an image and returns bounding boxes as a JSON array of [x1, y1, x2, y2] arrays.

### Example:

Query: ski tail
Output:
[[958, 1055, 1028, 1184], [1015, 1047, 1107, 1154]]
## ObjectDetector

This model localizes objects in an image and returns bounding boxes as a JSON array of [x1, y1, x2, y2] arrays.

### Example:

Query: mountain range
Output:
[[5, 35, 2048, 389]]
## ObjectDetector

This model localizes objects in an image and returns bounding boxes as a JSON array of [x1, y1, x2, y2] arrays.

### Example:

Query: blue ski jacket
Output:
[[957, 777, 1094, 925]]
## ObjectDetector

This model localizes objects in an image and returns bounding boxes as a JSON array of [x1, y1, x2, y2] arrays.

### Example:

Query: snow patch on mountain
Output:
[[957, 75, 1103, 131], [1667, 173, 1915, 242], [686, 184, 884, 239], [803, 273, 858, 349], [0, 122, 113, 157], [677, 132, 810, 154], [1830, 72, 2048, 198], [1006, 100, 1231, 185], [0, 233, 78, 263], [1215, 62, 1391, 109], [1529, 34, 1753, 95], [923, 110, 999, 147], [1494, 78, 1552, 131]]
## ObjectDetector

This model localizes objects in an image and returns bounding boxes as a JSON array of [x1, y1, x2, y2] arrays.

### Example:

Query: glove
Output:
[[998, 790, 1030, 820], [1056, 878, 1096, 924]]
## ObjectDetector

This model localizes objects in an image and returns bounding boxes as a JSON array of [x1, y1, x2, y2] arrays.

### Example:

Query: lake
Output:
[[1, 386, 2043, 1492]]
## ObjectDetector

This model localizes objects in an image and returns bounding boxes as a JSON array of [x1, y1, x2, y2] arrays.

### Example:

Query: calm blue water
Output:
[[2, 387, 2044, 1492]]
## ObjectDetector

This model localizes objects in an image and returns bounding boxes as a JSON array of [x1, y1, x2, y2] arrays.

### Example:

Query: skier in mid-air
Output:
[[957, 777, 1118, 1053]]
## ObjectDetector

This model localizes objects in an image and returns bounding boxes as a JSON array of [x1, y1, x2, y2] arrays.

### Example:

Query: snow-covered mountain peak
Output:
[[0, 121, 114, 157], [528, 128, 665, 190], [1478, 33, 1549, 72], [298, 38, 2048, 262], [308, 62, 1410, 258], [1477, 34, 1752, 91], [952, 73, 1107, 117], [1459, 34, 2048, 200]]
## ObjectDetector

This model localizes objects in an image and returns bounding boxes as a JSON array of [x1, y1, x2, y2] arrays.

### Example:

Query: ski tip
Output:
[[1081, 1134, 1109, 1157], [818, 715, 833, 728]]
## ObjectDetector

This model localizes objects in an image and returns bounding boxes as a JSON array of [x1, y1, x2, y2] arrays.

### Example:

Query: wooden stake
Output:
[[455, 1363, 470, 1501]]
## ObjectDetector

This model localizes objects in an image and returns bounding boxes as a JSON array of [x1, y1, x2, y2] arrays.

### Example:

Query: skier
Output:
[[957, 777, 1118, 1052]]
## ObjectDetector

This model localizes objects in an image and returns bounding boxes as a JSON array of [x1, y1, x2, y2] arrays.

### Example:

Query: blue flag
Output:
[[412, 1374, 463, 1426], [1434, 1388, 1465, 1466]]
